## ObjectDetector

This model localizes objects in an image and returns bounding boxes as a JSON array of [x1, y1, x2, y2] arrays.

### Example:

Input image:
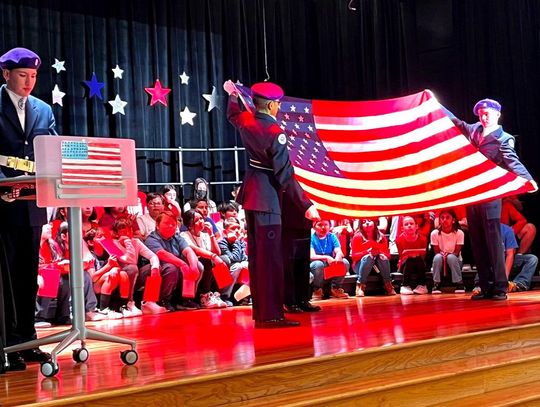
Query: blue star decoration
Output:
[[84, 73, 105, 100]]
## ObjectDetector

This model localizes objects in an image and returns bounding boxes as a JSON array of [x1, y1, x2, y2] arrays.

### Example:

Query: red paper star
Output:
[[145, 79, 171, 106]]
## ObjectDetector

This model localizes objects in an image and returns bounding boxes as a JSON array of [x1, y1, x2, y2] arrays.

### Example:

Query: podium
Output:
[[2, 136, 139, 377]]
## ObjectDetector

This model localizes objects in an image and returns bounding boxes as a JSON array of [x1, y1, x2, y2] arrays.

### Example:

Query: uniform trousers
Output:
[[467, 199, 507, 294], [0, 226, 41, 346], [245, 210, 284, 322]]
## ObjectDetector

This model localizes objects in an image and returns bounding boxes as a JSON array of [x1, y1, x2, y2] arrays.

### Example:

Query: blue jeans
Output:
[[310, 258, 349, 290], [354, 255, 391, 284], [432, 253, 463, 283], [512, 253, 539, 290]]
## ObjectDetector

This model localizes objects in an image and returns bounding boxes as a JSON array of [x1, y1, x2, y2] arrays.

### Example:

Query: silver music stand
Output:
[[3, 136, 140, 377]]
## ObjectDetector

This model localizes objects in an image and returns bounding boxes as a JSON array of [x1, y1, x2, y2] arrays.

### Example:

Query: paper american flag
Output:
[[61, 140, 123, 186], [238, 87, 535, 218]]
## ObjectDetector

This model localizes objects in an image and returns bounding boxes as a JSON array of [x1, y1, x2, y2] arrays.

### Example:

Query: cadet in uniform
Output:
[[452, 98, 537, 300], [0, 47, 56, 370], [224, 80, 320, 328]]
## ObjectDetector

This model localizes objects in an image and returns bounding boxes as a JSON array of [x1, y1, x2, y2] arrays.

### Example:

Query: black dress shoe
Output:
[[284, 304, 303, 313], [7, 352, 26, 371], [255, 318, 300, 329], [492, 292, 508, 301], [471, 292, 493, 300], [22, 348, 51, 363], [299, 301, 321, 312]]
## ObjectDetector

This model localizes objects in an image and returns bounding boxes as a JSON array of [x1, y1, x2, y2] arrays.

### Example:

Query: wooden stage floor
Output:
[[3, 291, 540, 406]]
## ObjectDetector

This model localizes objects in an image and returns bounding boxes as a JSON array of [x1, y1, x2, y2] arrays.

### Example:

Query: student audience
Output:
[[430, 209, 465, 294]]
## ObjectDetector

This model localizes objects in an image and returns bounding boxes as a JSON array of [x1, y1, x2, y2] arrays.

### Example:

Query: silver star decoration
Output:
[[51, 59, 66, 73], [52, 84, 66, 106], [108, 94, 128, 115], [179, 71, 190, 85], [112, 64, 124, 79], [202, 86, 219, 111], [179, 106, 197, 125]]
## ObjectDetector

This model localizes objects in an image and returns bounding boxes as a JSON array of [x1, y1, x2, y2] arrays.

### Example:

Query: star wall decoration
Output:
[[84, 73, 105, 99], [202, 86, 219, 112], [112, 64, 124, 79], [179, 106, 196, 125], [145, 79, 171, 107], [179, 71, 190, 85], [108, 94, 128, 115], [51, 59, 66, 73], [52, 84, 65, 106]]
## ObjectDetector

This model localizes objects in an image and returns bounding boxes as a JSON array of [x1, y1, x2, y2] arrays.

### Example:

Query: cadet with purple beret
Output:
[[451, 98, 537, 301], [0, 47, 56, 371]]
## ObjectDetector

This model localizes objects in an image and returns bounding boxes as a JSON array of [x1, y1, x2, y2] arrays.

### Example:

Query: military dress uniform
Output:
[[0, 47, 56, 369], [453, 99, 534, 298], [227, 83, 312, 324]]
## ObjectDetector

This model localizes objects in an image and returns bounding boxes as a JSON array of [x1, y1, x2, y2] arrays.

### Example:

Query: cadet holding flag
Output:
[[224, 80, 320, 328]]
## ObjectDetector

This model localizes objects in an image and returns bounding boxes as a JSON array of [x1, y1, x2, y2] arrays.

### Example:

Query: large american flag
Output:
[[61, 140, 123, 186], [239, 87, 535, 218]]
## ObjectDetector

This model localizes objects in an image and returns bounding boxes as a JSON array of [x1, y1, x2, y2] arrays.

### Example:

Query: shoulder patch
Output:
[[277, 133, 287, 145], [508, 137, 515, 149]]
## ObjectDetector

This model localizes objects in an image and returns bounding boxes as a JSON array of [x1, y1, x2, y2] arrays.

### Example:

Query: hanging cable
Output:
[[262, 1, 270, 81], [348, 0, 357, 11]]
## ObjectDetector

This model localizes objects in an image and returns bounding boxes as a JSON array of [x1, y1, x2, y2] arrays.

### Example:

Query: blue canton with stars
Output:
[[276, 96, 343, 178]]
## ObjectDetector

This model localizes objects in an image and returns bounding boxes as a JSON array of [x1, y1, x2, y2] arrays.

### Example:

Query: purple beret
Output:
[[0, 47, 41, 70], [473, 98, 501, 116], [251, 82, 284, 101]]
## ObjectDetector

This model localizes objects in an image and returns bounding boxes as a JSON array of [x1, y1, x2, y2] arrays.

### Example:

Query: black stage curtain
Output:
[[0, 0, 539, 219]]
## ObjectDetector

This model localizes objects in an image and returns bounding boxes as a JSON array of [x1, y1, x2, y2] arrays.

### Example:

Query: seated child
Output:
[[351, 218, 396, 297], [396, 215, 428, 295], [430, 209, 465, 294], [218, 217, 250, 304], [309, 219, 349, 300]]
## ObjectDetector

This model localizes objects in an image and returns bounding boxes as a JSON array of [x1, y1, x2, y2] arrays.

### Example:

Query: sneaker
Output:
[[330, 287, 349, 299], [312, 288, 323, 301], [35, 321, 52, 329], [384, 281, 397, 296], [175, 299, 200, 311], [413, 285, 428, 295], [85, 310, 107, 321], [355, 283, 365, 297], [212, 292, 228, 308], [141, 301, 168, 314], [127, 300, 143, 316], [400, 286, 413, 295], [454, 284, 466, 294], [508, 281, 517, 293], [200, 292, 220, 309], [159, 301, 176, 312], [431, 283, 442, 294], [237, 296, 252, 306], [100, 307, 124, 319], [119, 305, 133, 318], [471, 286, 482, 297]]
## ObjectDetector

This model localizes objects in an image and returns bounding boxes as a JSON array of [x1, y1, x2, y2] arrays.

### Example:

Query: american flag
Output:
[[61, 140, 123, 186], [238, 87, 535, 218]]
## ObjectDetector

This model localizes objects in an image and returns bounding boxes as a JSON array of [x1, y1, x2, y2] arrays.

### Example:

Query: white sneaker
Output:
[[119, 305, 133, 318], [100, 307, 124, 319], [127, 300, 143, 316], [212, 292, 228, 308], [85, 310, 107, 321], [400, 286, 413, 295], [413, 285, 428, 295], [35, 321, 52, 328], [141, 301, 168, 314], [200, 292, 220, 309]]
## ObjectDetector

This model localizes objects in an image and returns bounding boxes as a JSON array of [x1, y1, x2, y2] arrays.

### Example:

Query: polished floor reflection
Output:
[[2, 291, 540, 406]]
